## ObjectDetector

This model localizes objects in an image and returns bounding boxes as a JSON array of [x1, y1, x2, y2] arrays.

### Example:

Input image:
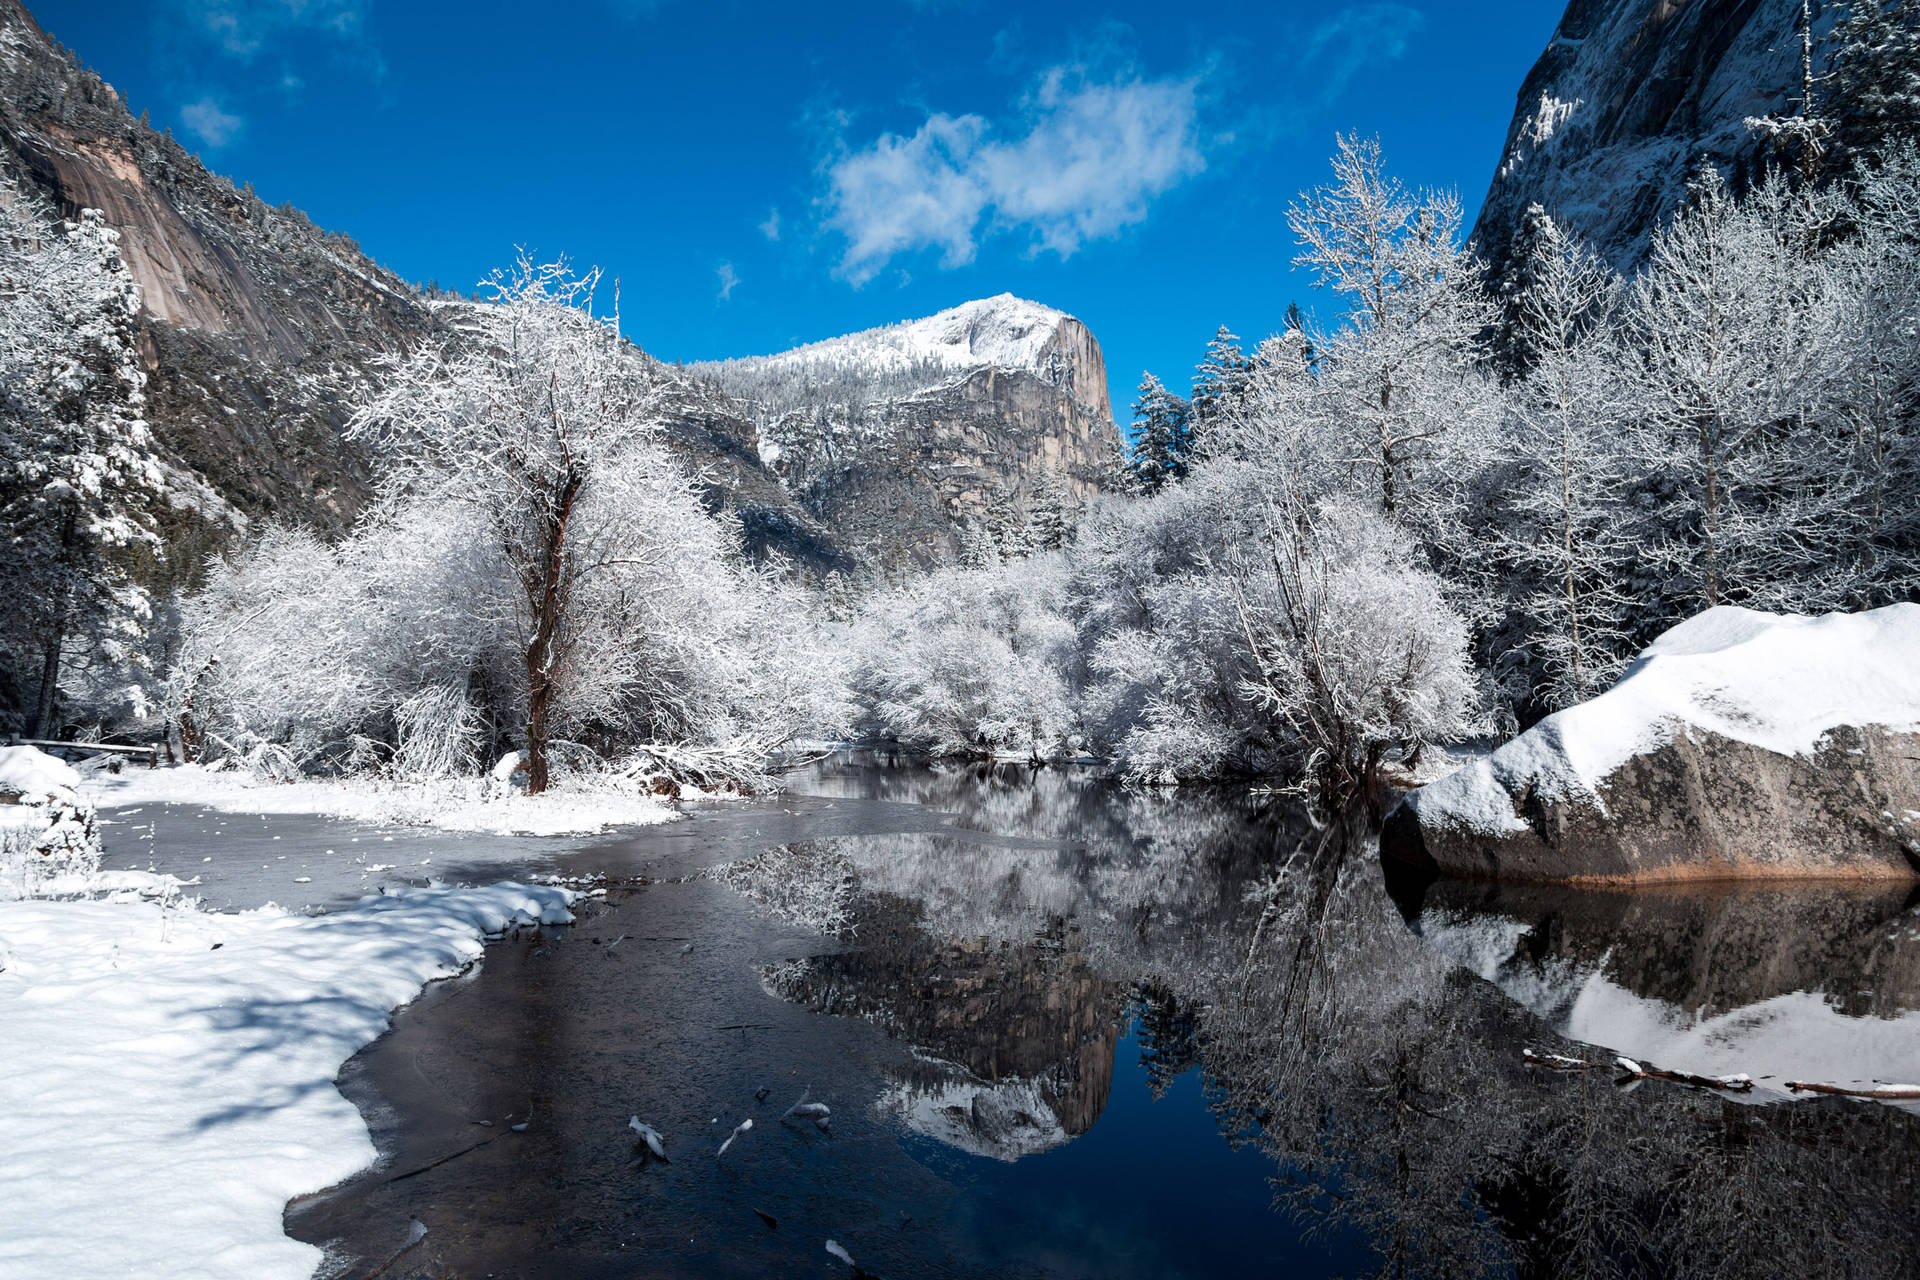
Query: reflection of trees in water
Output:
[[1190, 822, 1920, 1280], [757, 762, 1920, 1277]]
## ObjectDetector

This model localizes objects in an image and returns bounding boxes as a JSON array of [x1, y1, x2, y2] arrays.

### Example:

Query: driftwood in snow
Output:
[[1523, 1048, 1754, 1092]]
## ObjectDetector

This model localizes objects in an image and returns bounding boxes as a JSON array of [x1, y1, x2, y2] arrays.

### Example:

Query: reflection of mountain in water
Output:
[[1407, 879, 1920, 1091], [758, 897, 1122, 1161]]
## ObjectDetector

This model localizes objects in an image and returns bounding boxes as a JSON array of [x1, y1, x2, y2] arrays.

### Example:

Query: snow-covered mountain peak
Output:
[[747, 293, 1079, 380]]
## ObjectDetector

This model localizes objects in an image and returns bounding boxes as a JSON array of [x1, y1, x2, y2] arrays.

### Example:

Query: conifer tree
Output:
[[0, 199, 164, 735], [1127, 372, 1192, 494]]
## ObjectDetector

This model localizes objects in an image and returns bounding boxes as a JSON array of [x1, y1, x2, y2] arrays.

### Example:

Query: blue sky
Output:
[[32, 0, 1560, 412]]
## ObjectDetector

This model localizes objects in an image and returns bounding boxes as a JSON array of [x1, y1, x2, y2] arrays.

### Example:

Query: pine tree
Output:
[[1828, 0, 1920, 165], [1127, 372, 1192, 494], [1025, 465, 1073, 551], [1189, 326, 1255, 453], [0, 200, 164, 735]]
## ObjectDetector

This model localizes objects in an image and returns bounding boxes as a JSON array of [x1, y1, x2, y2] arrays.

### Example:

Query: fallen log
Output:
[[1785, 1080, 1920, 1100], [1523, 1048, 1753, 1092]]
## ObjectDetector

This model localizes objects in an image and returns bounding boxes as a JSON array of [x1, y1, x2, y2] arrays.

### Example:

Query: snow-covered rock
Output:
[[0, 744, 101, 891], [1384, 605, 1920, 883]]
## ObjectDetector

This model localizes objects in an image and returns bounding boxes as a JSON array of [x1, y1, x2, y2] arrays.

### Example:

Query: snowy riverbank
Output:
[[0, 879, 573, 1280], [85, 762, 681, 837]]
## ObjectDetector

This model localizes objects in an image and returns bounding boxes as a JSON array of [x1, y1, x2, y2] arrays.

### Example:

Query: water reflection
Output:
[[759, 757, 1920, 1279], [1406, 878, 1920, 1097], [288, 757, 1920, 1280]]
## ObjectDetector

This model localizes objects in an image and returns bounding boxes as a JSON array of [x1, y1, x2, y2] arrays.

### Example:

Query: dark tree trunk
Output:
[[523, 466, 580, 797], [28, 507, 78, 739]]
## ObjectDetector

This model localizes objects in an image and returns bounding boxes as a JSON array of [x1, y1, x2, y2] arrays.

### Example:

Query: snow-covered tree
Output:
[[1622, 167, 1856, 612], [1024, 465, 1073, 552], [1126, 372, 1192, 493], [0, 189, 164, 736], [1188, 326, 1255, 452], [1828, 0, 1920, 165], [1495, 210, 1639, 708], [1285, 134, 1499, 531]]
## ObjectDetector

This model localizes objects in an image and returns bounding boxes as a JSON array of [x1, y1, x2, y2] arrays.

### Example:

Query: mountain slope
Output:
[[1473, 0, 1813, 276], [697, 295, 1123, 571]]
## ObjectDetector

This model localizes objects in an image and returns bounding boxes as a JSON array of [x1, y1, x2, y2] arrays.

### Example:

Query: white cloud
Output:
[[758, 206, 782, 242], [184, 0, 369, 60], [716, 261, 740, 302], [180, 97, 243, 147], [1303, 3, 1426, 103], [824, 63, 1205, 286]]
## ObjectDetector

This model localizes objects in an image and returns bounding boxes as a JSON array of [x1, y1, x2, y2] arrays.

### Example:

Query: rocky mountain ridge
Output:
[[2, 0, 1123, 585], [1473, 0, 1818, 276], [697, 294, 1122, 571]]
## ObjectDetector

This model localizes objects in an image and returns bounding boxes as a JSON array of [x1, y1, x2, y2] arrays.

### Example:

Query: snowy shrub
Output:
[[847, 552, 1077, 759], [0, 746, 102, 896], [1075, 465, 1480, 794]]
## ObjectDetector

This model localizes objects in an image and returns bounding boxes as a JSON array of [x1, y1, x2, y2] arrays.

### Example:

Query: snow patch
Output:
[[1410, 605, 1920, 835], [0, 879, 572, 1279], [85, 763, 679, 837]]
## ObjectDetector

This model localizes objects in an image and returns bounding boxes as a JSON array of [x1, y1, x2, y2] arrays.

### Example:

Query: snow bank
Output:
[[0, 880, 572, 1280], [1412, 605, 1920, 836], [86, 762, 678, 837], [0, 744, 102, 893]]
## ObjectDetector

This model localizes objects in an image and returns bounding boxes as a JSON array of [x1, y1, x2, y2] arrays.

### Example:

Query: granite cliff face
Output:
[[1473, 0, 1814, 276], [698, 295, 1125, 572], [0, 0, 833, 574]]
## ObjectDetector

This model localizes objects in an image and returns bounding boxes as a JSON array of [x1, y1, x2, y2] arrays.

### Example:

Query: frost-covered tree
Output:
[[1126, 372, 1192, 493], [1285, 134, 1499, 531], [0, 191, 164, 736], [847, 553, 1077, 760], [1496, 210, 1639, 708], [1623, 167, 1856, 612], [1073, 465, 1479, 795], [317, 257, 844, 792], [1828, 0, 1920, 165]]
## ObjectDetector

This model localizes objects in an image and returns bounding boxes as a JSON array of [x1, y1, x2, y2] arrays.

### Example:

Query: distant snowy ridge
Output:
[[735, 293, 1077, 378], [693, 293, 1103, 430]]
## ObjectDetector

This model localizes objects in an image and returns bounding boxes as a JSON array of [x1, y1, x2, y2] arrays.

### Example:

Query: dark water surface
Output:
[[259, 757, 1920, 1279]]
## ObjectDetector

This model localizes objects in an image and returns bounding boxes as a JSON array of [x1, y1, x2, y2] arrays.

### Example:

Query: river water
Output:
[[117, 754, 1920, 1278]]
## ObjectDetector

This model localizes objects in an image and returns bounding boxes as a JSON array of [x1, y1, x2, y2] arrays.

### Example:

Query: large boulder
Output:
[[1384, 606, 1920, 884]]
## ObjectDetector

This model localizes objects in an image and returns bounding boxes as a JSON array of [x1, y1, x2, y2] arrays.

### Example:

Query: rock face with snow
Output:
[[1473, 0, 1811, 277], [1384, 606, 1920, 884], [697, 295, 1124, 569]]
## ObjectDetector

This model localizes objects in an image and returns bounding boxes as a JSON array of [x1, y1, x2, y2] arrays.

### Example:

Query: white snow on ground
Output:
[[85, 762, 679, 837], [0, 880, 572, 1280], [739, 293, 1069, 378], [1411, 604, 1920, 835]]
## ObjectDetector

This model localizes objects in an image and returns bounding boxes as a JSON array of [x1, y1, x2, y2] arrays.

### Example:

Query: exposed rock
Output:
[[1384, 605, 1920, 883], [697, 295, 1125, 571], [1473, 0, 1813, 278]]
